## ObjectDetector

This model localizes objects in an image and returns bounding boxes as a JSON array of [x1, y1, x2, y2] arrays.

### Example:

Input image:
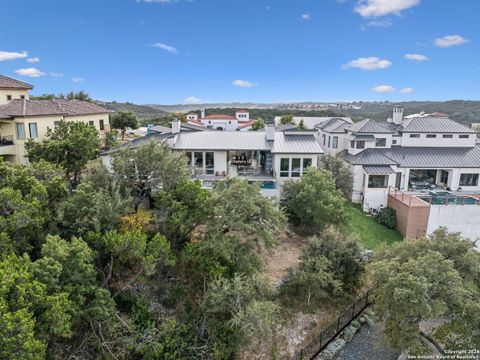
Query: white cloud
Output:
[[50, 72, 64, 77], [434, 35, 469, 48], [355, 0, 420, 18], [301, 13, 311, 20], [342, 56, 392, 70], [150, 42, 178, 54], [233, 79, 257, 88], [372, 85, 395, 93], [401, 87, 414, 93], [72, 77, 84, 83], [365, 18, 393, 27], [15, 67, 45, 77], [0, 50, 28, 61], [27, 57, 40, 63], [404, 53, 429, 61], [185, 96, 202, 104]]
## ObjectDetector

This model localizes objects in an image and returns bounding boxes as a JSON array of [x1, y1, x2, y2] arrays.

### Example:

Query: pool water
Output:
[[248, 181, 277, 189], [417, 195, 479, 205]]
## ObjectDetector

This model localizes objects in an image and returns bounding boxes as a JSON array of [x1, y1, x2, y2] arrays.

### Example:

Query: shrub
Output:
[[320, 338, 346, 360], [376, 207, 396, 229]]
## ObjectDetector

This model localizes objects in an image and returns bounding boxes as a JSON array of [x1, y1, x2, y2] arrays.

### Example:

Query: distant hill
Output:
[[102, 101, 166, 120], [104, 100, 480, 126]]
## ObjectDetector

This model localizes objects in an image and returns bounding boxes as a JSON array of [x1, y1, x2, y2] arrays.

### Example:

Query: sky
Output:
[[0, 0, 479, 104]]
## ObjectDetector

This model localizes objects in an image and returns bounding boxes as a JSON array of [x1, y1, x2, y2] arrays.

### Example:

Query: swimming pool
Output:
[[248, 181, 277, 189], [417, 195, 479, 205]]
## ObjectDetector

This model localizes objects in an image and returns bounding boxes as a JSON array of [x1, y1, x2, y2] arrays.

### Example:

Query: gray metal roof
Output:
[[319, 118, 351, 133], [172, 131, 271, 151], [363, 165, 395, 175], [352, 134, 375, 141], [271, 133, 324, 154], [400, 116, 475, 133], [348, 119, 398, 134], [345, 145, 480, 168]]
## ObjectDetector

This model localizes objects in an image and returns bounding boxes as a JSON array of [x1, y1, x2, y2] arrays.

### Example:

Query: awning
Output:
[[363, 165, 395, 175], [352, 135, 375, 142]]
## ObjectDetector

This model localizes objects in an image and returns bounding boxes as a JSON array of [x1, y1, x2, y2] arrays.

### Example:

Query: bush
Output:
[[320, 338, 346, 360], [376, 207, 396, 229]]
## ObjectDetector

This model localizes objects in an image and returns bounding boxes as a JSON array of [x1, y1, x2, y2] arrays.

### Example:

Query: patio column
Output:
[[402, 169, 410, 191]]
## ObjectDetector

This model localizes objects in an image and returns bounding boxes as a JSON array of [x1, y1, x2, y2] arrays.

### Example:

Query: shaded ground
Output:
[[333, 322, 399, 360]]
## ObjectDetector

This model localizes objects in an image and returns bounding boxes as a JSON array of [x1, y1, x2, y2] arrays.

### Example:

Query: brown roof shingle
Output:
[[0, 75, 33, 90]]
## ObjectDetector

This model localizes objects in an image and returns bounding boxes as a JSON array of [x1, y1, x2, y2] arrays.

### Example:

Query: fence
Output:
[[290, 290, 372, 360]]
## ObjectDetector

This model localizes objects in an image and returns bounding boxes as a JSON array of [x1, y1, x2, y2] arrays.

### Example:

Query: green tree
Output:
[[251, 117, 265, 131], [64, 90, 93, 102], [112, 141, 190, 211], [25, 120, 101, 185], [370, 229, 480, 353], [110, 110, 138, 140], [104, 130, 118, 149], [282, 167, 348, 229], [321, 155, 353, 198], [298, 119, 306, 129], [280, 114, 294, 125]]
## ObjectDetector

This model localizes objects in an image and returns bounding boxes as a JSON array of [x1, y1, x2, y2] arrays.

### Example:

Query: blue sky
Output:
[[0, 0, 478, 104]]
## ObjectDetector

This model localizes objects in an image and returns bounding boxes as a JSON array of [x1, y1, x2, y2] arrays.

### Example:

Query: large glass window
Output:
[[28, 123, 38, 138], [303, 158, 312, 171], [375, 138, 386, 147], [459, 173, 479, 187], [332, 136, 338, 149], [194, 152, 203, 169], [440, 170, 449, 185], [205, 152, 214, 175], [368, 175, 388, 188], [185, 152, 192, 166], [280, 158, 290, 177], [15, 123, 25, 140], [291, 158, 301, 177]]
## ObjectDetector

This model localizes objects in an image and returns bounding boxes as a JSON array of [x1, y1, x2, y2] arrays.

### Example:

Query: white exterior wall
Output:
[[0, 89, 29, 105], [318, 130, 348, 155], [362, 174, 396, 211], [427, 205, 480, 247], [350, 164, 365, 203], [273, 153, 319, 185], [214, 151, 227, 174], [449, 168, 480, 191], [400, 133, 476, 147], [200, 119, 238, 131]]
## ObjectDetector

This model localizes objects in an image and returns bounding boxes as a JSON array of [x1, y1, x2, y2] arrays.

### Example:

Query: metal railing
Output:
[[291, 290, 372, 360], [0, 135, 14, 146]]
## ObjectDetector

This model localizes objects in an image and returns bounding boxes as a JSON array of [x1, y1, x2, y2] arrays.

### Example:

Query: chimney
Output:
[[392, 106, 403, 125], [201, 109, 205, 119], [265, 124, 275, 141], [172, 119, 181, 134]]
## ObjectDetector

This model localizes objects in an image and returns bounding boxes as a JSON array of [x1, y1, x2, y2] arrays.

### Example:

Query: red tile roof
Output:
[[202, 114, 237, 120], [236, 109, 249, 113], [237, 121, 254, 129]]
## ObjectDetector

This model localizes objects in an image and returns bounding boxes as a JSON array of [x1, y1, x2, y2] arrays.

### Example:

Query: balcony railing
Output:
[[0, 135, 14, 146]]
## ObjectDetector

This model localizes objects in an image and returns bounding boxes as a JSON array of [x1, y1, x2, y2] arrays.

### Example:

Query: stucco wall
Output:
[[427, 204, 480, 246], [400, 133, 476, 147], [388, 195, 430, 239], [0, 89, 29, 105]]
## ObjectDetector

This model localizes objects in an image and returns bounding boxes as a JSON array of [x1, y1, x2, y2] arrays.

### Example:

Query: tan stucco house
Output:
[[0, 74, 112, 164]]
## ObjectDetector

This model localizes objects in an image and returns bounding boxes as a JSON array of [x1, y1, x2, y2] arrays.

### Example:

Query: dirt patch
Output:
[[261, 226, 310, 286]]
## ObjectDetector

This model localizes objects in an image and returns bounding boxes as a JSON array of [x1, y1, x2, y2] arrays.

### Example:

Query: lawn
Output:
[[342, 204, 403, 250]]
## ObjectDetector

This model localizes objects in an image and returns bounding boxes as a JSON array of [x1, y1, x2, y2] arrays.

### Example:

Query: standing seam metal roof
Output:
[[400, 117, 475, 133]]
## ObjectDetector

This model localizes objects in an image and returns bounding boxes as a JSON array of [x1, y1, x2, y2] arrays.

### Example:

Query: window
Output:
[[194, 152, 203, 168], [440, 170, 449, 185], [28, 123, 38, 138], [426, 134, 437, 138], [6, 95, 12, 101], [368, 175, 388, 188], [443, 134, 453, 138], [280, 158, 290, 177], [185, 152, 192, 166], [375, 138, 386, 147], [350, 141, 355, 148], [15, 123, 25, 140], [303, 158, 312, 171], [332, 136, 338, 149], [392, 139, 398, 145], [459, 173, 479, 187], [99, 119, 105, 131], [356, 141, 365, 149], [291, 158, 301, 177], [205, 152, 215, 175], [459, 135, 470, 139], [328, 136, 331, 148], [409, 134, 420, 138], [20, 95, 25, 99], [323, 134, 326, 146], [89, 120, 94, 126]]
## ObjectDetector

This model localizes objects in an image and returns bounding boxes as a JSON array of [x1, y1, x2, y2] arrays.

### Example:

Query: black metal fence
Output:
[[290, 290, 372, 360]]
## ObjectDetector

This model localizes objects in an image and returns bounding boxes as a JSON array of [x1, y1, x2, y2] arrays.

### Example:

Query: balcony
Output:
[[0, 135, 16, 156]]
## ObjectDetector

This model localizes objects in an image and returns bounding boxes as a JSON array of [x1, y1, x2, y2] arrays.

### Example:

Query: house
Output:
[[322, 106, 480, 243], [188, 110, 254, 131], [0, 74, 112, 164], [273, 116, 353, 130], [102, 122, 324, 197]]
